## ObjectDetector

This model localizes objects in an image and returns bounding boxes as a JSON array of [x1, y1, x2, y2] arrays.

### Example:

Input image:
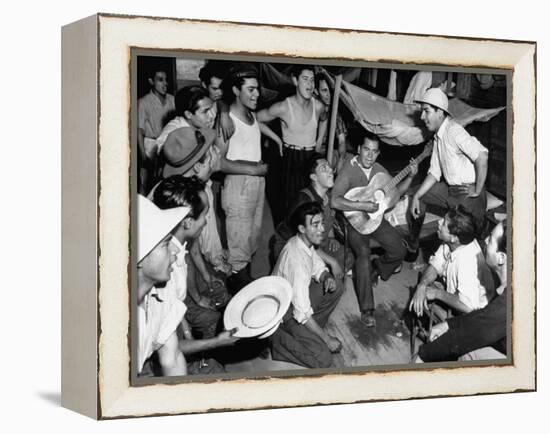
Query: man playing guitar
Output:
[[332, 132, 418, 327]]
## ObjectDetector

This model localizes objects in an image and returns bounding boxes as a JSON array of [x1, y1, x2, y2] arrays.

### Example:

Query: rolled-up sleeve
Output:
[[450, 123, 487, 162], [312, 249, 329, 282], [428, 245, 447, 276], [273, 243, 314, 324]]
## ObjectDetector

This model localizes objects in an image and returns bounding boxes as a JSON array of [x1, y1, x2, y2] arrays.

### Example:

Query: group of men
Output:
[[136, 60, 507, 375]]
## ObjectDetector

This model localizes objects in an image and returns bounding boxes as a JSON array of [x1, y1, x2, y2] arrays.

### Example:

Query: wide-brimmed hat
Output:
[[163, 127, 216, 177], [223, 276, 292, 338], [138, 195, 190, 262], [414, 88, 450, 115]]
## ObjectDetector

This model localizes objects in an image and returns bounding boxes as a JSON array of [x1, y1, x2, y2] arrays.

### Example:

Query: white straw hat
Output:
[[223, 276, 292, 338], [138, 195, 190, 262], [414, 88, 450, 114]]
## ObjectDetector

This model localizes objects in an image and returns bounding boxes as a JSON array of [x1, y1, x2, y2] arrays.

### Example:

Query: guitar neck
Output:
[[383, 146, 432, 194]]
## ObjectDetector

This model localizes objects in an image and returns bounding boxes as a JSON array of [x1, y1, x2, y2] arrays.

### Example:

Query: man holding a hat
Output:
[[137, 195, 190, 376], [407, 88, 489, 254]]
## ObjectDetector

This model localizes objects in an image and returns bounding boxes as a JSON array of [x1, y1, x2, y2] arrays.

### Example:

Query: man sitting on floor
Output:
[[409, 205, 495, 320], [416, 220, 507, 362], [270, 201, 344, 369]]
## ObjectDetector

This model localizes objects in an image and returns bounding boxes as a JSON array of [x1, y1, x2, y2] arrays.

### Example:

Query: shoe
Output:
[[370, 260, 380, 286], [360, 309, 376, 327], [403, 236, 419, 253]]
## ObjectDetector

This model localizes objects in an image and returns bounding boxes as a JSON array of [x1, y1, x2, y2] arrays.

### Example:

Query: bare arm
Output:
[[303, 316, 341, 353], [397, 159, 419, 197], [414, 173, 438, 201], [179, 329, 239, 355], [215, 135, 268, 176], [429, 289, 473, 314], [256, 100, 285, 123], [409, 264, 439, 316], [331, 193, 379, 214], [410, 173, 438, 218], [157, 331, 187, 376], [473, 150, 489, 196], [259, 122, 283, 156], [315, 115, 328, 152]]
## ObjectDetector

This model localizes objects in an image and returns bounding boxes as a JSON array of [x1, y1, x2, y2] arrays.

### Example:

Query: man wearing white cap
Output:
[[407, 88, 488, 254], [137, 195, 190, 376]]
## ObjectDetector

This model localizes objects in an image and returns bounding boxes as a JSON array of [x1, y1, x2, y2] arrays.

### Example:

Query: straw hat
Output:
[[138, 195, 190, 262], [223, 276, 292, 338], [414, 88, 450, 115]]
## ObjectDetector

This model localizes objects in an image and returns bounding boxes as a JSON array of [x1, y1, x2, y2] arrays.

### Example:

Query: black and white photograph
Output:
[[133, 54, 510, 381]]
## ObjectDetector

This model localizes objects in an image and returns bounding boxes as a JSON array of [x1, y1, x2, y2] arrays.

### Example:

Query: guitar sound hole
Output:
[[374, 190, 385, 201]]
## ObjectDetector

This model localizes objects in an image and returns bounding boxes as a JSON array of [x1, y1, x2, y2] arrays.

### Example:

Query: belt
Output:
[[284, 143, 316, 151]]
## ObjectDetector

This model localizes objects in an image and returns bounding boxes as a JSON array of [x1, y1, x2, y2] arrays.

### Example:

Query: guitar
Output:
[[343, 144, 433, 235]]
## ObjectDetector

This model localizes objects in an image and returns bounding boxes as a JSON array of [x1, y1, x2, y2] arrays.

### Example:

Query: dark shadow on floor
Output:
[[37, 391, 61, 407]]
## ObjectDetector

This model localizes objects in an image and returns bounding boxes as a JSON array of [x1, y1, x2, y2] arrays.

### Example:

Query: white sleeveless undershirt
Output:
[[226, 112, 261, 162]]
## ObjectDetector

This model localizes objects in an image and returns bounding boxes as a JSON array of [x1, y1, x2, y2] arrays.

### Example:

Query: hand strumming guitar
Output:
[[359, 200, 379, 214]]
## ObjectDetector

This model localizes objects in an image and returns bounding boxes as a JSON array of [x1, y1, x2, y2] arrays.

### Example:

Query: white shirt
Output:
[[138, 285, 186, 372], [272, 235, 328, 324], [428, 117, 487, 185], [429, 240, 489, 310], [155, 116, 190, 153], [226, 112, 261, 162], [198, 181, 224, 267]]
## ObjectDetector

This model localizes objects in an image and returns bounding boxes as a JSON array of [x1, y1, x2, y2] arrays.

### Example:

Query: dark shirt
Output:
[[418, 288, 507, 362], [276, 185, 335, 242], [332, 157, 388, 201]]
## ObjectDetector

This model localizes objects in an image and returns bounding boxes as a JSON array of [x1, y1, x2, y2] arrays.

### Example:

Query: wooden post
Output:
[[327, 74, 343, 166]]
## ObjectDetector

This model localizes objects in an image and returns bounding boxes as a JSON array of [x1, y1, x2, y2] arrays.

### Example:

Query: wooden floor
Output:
[[224, 199, 427, 374]]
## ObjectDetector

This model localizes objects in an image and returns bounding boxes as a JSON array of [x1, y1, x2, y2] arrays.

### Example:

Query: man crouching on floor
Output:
[[270, 201, 344, 368]]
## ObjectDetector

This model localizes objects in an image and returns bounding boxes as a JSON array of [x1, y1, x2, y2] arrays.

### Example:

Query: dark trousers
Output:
[[183, 257, 225, 339], [408, 182, 487, 245], [418, 291, 507, 362], [347, 218, 406, 313], [270, 279, 344, 368], [281, 147, 315, 209]]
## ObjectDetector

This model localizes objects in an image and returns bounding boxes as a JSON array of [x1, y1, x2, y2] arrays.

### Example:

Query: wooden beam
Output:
[[327, 74, 343, 166]]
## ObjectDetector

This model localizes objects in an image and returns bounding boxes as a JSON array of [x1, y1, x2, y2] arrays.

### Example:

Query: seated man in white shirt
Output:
[[270, 201, 344, 369], [409, 205, 495, 320]]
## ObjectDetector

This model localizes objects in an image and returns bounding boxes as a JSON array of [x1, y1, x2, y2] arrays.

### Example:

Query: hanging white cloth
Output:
[[403, 71, 433, 104]]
